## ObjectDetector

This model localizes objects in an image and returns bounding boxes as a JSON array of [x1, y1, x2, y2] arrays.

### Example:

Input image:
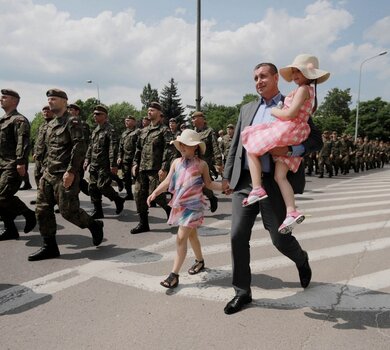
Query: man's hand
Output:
[[131, 165, 138, 177], [83, 160, 89, 171], [16, 164, 26, 177], [63, 171, 75, 189], [111, 166, 118, 175], [158, 169, 167, 182], [222, 179, 232, 195], [269, 146, 289, 156]]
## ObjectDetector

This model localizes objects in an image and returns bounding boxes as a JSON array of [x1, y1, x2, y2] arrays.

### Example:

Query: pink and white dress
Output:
[[241, 85, 314, 173], [167, 157, 208, 228]]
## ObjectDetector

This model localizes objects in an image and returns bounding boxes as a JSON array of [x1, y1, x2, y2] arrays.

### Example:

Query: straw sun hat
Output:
[[171, 129, 206, 155], [279, 54, 330, 84]]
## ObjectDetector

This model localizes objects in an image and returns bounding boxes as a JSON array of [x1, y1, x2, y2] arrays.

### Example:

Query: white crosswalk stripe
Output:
[[1, 169, 390, 314]]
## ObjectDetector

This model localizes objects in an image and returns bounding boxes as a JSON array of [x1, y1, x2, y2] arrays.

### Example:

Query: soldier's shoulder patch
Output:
[[15, 116, 27, 123]]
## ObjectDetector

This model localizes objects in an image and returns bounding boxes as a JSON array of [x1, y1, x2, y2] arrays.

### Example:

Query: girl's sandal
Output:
[[188, 259, 205, 275], [160, 272, 179, 289]]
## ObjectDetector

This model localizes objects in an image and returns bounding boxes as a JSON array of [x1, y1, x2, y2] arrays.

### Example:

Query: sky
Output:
[[1, 0, 389, 120]]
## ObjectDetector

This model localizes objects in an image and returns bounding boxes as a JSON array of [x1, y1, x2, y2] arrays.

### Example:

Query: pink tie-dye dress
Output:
[[241, 85, 314, 173], [167, 157, 208, 228]]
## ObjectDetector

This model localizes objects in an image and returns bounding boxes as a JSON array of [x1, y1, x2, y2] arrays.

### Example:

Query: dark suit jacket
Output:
[[223, 98, 323, 194]]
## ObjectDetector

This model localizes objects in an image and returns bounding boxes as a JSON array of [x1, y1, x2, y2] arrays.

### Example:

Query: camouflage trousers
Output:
[[134, 170, 168, 214], [88, 166, 118, 204], [0, 167, 29, 218], [121, 162, 133, 194], [36, 173, 93, 237]]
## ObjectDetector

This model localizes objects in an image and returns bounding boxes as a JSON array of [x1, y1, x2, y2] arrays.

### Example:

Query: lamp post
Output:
[[195, 0, 202, 111], [86, 80, 100, 103], [354, 51, 387, 141]]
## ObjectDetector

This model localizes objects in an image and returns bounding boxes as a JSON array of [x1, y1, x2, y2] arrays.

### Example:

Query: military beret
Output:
[[169, 118, 177, 123], [191, 111, 204, 118], [93, 105, 108, 114], [142, 116, 151, 120], [125, 115, 135, 121], [46, 89, 68, 100], [227, 124, 235, 129], [1, 89, 20, 99], [149, 101, 162, 111], [42, 105, 50, 111], [68, 103, 81, 111]]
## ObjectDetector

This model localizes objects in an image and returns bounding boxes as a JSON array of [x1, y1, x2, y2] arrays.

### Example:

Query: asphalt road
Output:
[[1, 166, 390, 349]]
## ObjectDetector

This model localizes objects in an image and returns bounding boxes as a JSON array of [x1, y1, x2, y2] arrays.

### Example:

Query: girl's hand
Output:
[[147, 193, 155, 207]]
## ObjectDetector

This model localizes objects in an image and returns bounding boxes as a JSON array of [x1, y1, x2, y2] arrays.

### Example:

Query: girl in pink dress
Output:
[[241, 54, 330, 234], [147, 129, 222, 289]]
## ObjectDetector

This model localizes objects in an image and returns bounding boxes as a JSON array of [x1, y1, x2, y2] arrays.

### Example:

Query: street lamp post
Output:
[[354, 51, 387, 141], [195, 0, 202, 111], [86, 80, 100, 103]]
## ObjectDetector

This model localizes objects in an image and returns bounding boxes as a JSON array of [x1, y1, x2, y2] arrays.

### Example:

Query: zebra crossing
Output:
[[1, 168, 390, 315]]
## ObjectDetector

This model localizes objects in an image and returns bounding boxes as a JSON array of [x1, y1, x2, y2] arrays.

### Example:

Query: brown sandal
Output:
[[160, 272, 179, 289], [188, 259, 205, 275]]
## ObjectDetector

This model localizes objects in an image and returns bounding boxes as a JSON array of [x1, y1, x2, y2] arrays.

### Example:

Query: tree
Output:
[[159, 78, 185, 124], [140, 83, 159, 110], [315, 88, 352, 122], [108, 102, 140, 133], [202, 102, 239, 132], [313, 115, 346, 134]]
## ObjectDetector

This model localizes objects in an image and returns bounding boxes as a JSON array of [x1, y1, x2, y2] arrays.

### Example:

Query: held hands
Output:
[[222, 179, 233, 195]]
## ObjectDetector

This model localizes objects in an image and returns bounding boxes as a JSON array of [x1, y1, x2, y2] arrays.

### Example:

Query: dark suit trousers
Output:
[[230, 170, 307, 295]]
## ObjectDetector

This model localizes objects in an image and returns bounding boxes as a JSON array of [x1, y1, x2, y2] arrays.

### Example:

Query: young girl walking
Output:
[[147, 129, 222, 289], [241, 54, 330, 234]]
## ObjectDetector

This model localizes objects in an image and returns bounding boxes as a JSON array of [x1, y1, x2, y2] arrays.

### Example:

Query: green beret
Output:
[[94, 105, 108, 114], [169, 118, 177, 123], [46, 89, 68, 100], [125, 115, 135, 121], [42, 105, 50, 111], [1, 89, 20, 99], [227, 124, 235, 129], [149, 101, 162, 111], [191, 111, 204, 118]]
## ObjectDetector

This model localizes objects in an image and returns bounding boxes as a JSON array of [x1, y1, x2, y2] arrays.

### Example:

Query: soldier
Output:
[[191, 111, 223, 212], [168, 117, 181, 138], [220, 124, 235, 165], [362, 136, 372, 171], [330, 131, 341, 175], [354, 137, 364, 172], [317, 131, 333, 178], [131, 102, 172, 234], [117, 115, 139, 200], [29, 105, 55, 206], [28, 89, 104, 261], [0, 89, 36, 241], [142, 116, 151, 128], [68, 103, 90, 196], [339, 133, 352, 175], [378, 140, 386, 168], [83, 105, 125, 219]]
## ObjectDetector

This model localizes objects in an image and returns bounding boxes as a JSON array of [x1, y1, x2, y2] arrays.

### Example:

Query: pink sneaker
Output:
[[242, 187, 268, 207], [278, 210, 305, 234]]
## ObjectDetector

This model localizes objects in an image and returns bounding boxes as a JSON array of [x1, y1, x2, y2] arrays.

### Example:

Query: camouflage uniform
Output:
[[331, 137, 341, 175], [220, 133, 233, 165], [35, 112, 94, 237], [354, 138, 364, 172], [338, 137, 351, 175], [33, 117, 53, 185], [0, 108, 34, 238], [362, 138, 372, 171], [318, 134, 333, 177], [118, 126, 140, 199], [85, 120, 123, 215], [195, 125, 223, 204], [133, 121, 172, 216]]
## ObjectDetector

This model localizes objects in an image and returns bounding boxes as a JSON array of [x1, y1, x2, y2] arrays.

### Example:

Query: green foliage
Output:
[[313, 115, 346, 134], [202, 102, 239, 131], [140, 83, 159, 111], [315, 88, 352, 121], [107, 102, 140, 133], [160, 78, 185, 125], [30, 112, 44, 144]]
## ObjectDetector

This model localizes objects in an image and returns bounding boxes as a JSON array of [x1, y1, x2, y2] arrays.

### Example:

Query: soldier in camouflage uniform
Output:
[[317, 131, 333, 178], [362, 136, 372, 171], [330, 131, 341, 176], [168, 117, 181, 159], [131, 102, 173, 234], [220, 124, 235, 165], [191, 111, 223, 212], [0, 89, 36, 241], [338, 134, 352, 175], [117, 115, 139, 200], [83, 105, 125, 219], [68, 103, 90, 196], [28, 89, 104, 261], [353, 137, 364, 172]]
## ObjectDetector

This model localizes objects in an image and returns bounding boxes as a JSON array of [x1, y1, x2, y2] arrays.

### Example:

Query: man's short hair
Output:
[[253, 62, 278, 75]]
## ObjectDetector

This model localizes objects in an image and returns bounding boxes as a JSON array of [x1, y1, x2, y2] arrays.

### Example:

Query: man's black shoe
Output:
[[224, 294, 252, 315], [130, 222, 150, 234], [114, 196, 125, 214], [28, 238, 60, 261], [298, 251, 312, 288], [209, 196, 218, 213], [23, 209, 36, 233], [89, 220, 104, 246], [0, 228, 19, 241]]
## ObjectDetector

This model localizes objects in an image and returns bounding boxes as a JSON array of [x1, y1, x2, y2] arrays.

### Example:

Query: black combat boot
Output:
[[19, 181, 32, 190], [28, 237, 60, 261], [90, 202, 104, 219], [130, 213, 150, 234], [114, 196, 125, 214], [89, 220, 104, 246], [22, 208, 36, 233], [79, 179, 90, 196], [209, 195, 218, 213], [0, 219, 19, 241]]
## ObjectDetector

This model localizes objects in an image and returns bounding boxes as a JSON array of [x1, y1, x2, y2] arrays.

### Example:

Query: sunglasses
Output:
[[93, 112, 104, 116]]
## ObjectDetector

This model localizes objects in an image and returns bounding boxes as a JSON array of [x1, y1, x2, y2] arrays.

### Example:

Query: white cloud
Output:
[[0, 0, 388, 120], [364, 16, 390, 46]]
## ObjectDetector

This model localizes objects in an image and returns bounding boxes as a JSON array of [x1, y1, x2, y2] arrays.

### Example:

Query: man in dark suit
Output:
[[222, 62, 323, 315]]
